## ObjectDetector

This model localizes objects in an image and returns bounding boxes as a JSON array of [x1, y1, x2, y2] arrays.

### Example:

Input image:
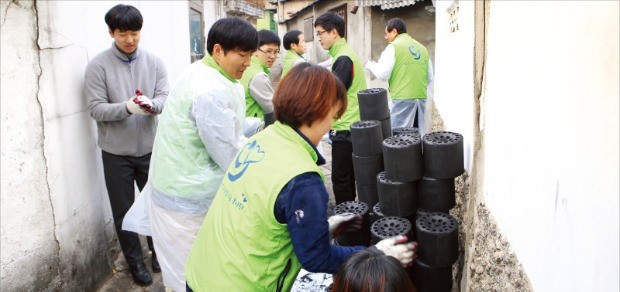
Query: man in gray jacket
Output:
[[83, 4, 168, 286]]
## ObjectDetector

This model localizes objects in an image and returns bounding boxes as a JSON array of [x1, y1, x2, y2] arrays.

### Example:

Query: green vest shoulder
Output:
[[329, 39, 367, 131], [389, 33, 430, 99], [282, 50, 304, 78], [185, 122, 323, 291]]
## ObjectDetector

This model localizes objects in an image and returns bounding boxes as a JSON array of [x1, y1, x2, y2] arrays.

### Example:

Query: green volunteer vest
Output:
[[389, 33, 429, 100], [240, 55, 270, 120], [150, 56, 238, 199], [329, 38, 367, 131], [281, 50, 304, 78], [185, 121, 324, 292]]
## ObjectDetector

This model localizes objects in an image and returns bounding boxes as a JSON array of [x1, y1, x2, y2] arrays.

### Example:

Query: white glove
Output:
[[135, 95, 157, 114], [126, 95, 154, 115], [327, 212, 360, 235], [364, 60, 375, 70], [374, 235, 417, 266]]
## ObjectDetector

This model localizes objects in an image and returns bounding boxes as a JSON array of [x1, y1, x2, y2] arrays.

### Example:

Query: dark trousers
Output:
[[102, 151, 155, 266], [330, 131, 357, 205]]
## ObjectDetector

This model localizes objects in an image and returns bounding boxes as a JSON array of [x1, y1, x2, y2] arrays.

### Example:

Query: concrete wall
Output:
[[1, 1, 192, 290], [1, 1, 61, 290], [435, 0, 619, 291], [481, 1, 619, 291]]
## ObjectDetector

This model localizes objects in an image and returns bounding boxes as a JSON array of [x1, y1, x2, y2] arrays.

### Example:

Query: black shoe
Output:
[[151, 253, 161, 273], [129, 262, 153, 287]]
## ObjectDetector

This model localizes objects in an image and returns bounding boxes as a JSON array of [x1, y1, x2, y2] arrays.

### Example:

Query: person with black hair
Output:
[[84, 4, 168, 287], [122, 17, 259, 292], [314, 11, 367, 205], [281, 30, 307, 77], [332, 247, 416, 292], [365, 17, 434, 136], [240, 29, 281, 122]]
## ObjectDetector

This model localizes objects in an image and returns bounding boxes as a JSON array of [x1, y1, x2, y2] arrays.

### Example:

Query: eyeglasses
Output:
[[316, 30, 329, 37], [258, 48, 280, 56]]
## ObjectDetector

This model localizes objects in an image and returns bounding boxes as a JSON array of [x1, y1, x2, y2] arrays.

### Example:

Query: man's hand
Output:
[[328, 212, 362, 236], [134, 95, 157, 114], [126, 95, 156, 115], [375, 235, 418, 266]]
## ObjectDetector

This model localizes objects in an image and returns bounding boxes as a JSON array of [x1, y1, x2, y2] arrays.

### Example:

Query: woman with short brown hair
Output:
[[185, 63, 416, 292]]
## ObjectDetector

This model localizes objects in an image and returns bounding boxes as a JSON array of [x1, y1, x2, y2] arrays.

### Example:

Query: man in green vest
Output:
[[281, 30, 307, 78], [315, 11, 367, 205], [122, 17, 259, 292], [365, 18, 434, 136], [240, 29, 281, 121]]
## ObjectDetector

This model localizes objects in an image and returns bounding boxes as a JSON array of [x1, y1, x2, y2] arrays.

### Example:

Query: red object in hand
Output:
[[332, 225, 346, 238], [133, 89, 156, 114], [133, 89, 142, 103]]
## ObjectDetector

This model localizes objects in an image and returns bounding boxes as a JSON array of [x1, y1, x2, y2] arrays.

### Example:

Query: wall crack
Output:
[[33, 0, 62, 289], [41, 44, 72, 50], [1, 0, 18, 28]]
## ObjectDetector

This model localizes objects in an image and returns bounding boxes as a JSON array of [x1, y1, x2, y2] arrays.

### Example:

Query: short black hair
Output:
[[105, 4, 143, 32], [386, 18, 407, 34], [258, 30, 281, 47], [314, 11, 345, 38], [206, 17, 259, 55], [283, 30, 303, 50]]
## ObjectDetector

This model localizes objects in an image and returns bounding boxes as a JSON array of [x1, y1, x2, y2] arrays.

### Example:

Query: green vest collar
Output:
[[292, 128, 326, 166], [328, 38, 347, 58], [251, 55, 270, 74], [272, 121, 323, 165], [203, 55, 237, 83], [286, 50, 303, 59], [393, 33, 410, 43]]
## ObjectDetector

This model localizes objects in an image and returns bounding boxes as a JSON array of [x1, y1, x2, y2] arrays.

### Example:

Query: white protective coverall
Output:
[[123, 56, 260, 292]]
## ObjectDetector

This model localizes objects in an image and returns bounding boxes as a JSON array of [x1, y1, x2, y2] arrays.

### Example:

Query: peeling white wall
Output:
[[482, 2, 619, 291], [436, 1, 619, 291], [1, 1, 61, 290], [2, 1, 194, 290]]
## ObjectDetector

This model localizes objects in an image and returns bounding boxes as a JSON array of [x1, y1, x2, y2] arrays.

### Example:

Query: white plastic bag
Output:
[[122, 182, 153, 236]]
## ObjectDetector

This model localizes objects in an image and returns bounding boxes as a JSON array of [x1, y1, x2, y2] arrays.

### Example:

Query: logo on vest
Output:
[[221, 183, 249, 211], [409, 45, 421, 60], [228, 140, 265, 182]]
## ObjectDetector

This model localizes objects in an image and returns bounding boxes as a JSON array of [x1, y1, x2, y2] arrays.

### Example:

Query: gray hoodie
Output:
[[84, 44, 169, 156]]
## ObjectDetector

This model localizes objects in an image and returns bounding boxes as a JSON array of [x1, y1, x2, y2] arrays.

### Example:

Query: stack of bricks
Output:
[[336, 87, 464, 292], [337, 88, 464, 292], [334, 88, 392, 247], [413, 131, 464, 292]]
